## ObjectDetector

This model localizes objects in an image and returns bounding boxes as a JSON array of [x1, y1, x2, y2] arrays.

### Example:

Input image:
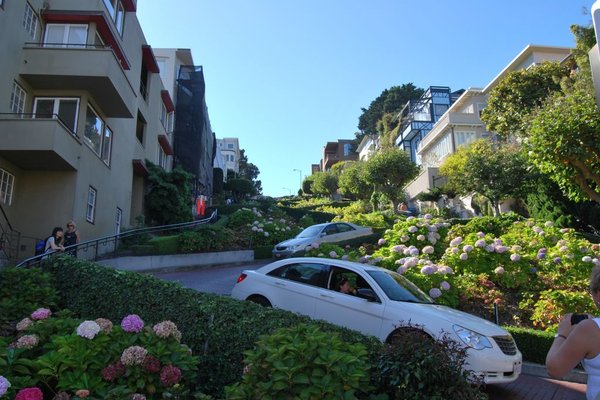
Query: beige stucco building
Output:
[[0, 0, 177, 262]]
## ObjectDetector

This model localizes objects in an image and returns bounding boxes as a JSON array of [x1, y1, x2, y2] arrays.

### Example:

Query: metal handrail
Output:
[[15, 210, 218, 268]]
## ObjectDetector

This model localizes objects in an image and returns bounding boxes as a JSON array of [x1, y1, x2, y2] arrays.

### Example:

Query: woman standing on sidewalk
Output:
[[546, 266, 600, 400]]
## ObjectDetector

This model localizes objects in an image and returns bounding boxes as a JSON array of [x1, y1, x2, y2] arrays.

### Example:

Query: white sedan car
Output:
[[231, 257, 522, 384], [272, 222, 372, 258]]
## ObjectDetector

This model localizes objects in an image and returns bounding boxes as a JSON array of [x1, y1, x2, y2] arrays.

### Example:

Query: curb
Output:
[[522, 362, 587, 384]]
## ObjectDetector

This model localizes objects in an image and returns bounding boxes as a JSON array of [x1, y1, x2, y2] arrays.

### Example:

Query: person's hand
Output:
[[557, 313, 577, 337]]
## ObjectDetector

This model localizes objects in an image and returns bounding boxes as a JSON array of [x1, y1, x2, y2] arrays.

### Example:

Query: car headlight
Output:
[[452, 325, 492, 350]]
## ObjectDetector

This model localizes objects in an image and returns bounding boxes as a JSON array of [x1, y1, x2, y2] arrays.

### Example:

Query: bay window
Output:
[[33, 97, 79, 133], [84, 105, 113, 166]]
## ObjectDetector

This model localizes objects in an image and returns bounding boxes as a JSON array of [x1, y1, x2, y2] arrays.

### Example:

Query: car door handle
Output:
[[274, 282, 286, 287], [320, 293, 334, 299]]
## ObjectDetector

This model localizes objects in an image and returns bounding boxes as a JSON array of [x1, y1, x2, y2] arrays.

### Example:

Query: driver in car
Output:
[[338, 278, 357, 295]]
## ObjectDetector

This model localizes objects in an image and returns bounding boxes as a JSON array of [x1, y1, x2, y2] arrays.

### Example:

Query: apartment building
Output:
[[153, 48, 215, 199], [356, 134, 380, 161], [0, 0, 177, 261], [320, 139, 358, 172], [404, 45, 571, 208], [218, 138, 240, 176], [395, 86, 464, 164]]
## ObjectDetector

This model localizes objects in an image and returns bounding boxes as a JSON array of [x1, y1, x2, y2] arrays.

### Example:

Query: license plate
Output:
[[514, 361, 522, 375]]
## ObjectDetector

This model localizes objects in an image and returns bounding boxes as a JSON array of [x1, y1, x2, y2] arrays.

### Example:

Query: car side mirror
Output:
[[356, 288, 379, 302]]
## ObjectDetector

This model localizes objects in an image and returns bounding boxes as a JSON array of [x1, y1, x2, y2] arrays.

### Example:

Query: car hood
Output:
[[394, 302, 510, 337], [275, 237, 313, 248]]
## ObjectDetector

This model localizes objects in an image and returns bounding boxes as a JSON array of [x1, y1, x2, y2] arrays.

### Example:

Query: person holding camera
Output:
[[546, 266, 600, 400]]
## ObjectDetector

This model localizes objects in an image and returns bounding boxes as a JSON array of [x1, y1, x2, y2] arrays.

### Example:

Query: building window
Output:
[[10, 82, 26, 115], [33, 97, 79, 133], [115, 207, 122, 234], [103, 0, 125, 35], [167, 112, 174, 133], [0, 169, 15, 206], [23, 3, 38, 39], [140, 63, 149, 100], [159, 102, 174, 133], [86, 186, 97, 223], [227, 143, 234, 149], [343, 143, 352, 156], [84, 105, 113, 165], [455, 131, 477, 148], [158, 146, 168, 169], [136, 112, 145, 145], [44, 24, 88, 48]]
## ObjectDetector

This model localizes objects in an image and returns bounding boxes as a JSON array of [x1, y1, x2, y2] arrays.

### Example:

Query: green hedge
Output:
[[505, 326, 554, 365], [44, 257, 382, 397], [278, 206, 336, 224], [148, 235, 179, 254]]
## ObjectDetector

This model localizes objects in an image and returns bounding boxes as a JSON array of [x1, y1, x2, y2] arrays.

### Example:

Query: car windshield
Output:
[[367, 270, 433, 303], [297, 225, 324, 238]]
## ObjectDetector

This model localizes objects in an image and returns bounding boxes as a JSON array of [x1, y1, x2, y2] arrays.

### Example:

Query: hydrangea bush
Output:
[[307, 214, 600, 329], [0, 311, 199, 399], [228, 207, 303, 247]]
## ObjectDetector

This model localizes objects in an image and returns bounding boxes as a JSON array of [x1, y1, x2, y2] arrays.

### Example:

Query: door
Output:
[[313, 267, 385, 339]]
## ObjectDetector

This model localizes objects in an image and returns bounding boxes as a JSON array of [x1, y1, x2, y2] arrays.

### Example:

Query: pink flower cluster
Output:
[[159, 365, 182, 387], [121, 314, 144, 333], [95, 318, 113, 333], [0, 376, 10, 396], [75, 389, 90, 398], [101, 361, 126, 381], [14, 387, 43, 400], [131, 394, 147, 400], [121, 346, 148, 366], [153, 321, 182, 342], [16, 318, 33, 331], [143, 355, 161, 373], [15, 334, 39, 349], [30, 308, 51, 321]]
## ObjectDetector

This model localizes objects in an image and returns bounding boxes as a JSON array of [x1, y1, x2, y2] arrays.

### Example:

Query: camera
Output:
[[571, 313, 589, 325]]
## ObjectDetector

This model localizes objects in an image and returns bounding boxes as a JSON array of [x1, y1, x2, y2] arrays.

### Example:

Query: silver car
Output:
[[272, 222, 373, 258]]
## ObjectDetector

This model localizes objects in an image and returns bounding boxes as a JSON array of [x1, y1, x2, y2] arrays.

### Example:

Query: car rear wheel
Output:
[[247, 295, 272, 307], [386, 328, 432, 347]]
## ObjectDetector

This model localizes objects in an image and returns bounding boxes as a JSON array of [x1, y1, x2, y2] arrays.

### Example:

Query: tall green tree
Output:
[[439, 139, 530, 216], [364, 148, 420, 213], [237, 149, 262, 194], [480, 61, 569, 137], [338, 161, 372, 200], [225, 178, 257, 202], [311, 171, 339, 198], [145, 161, 194, 225], [357, 84, 424, 141]]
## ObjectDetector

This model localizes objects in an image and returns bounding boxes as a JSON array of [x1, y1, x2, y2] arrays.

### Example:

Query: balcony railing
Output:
[[0, 113, 78, 139]]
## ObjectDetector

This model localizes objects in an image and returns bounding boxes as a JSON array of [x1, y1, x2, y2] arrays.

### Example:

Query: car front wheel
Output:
[[247, 295, 272, 307]]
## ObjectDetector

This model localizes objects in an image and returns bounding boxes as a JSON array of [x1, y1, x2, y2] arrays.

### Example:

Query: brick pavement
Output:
[[486, 375, 586, 400]]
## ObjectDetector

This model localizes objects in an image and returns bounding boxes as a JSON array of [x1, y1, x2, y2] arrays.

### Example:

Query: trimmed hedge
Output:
[[148, 235, 179, 254], [278, 206, 336, 224], [43, 257, 382, 396], [505, 326, 554, 365]]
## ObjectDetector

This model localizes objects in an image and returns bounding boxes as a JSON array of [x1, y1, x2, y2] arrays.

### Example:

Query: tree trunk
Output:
[[391, 200, 399, 215]]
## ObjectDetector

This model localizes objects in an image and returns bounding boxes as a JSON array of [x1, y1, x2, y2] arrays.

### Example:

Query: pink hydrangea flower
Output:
[[16, 318, 34, 331], [474, 239, 486, 248], [544, 221, 554, 227], [75, 389, 90, 398], [408, 226, 418, 233], [159, 365, 182, 387], [77, 321, 101, 340], [121, 314, 144, 333], [494, 266, 505, 275], [582, 256, 592, 263], [429, 288, 442, 299], [451, 247, 460, 254], [437, 266, 453, 275], [153, 321, 182, 342], [495, 246, 508, 253], [463, 245, 473, 253], [400, 235, 410, 242], [329, 251, 338, 258], [493, 238, 503, 246], [459, 253, 468, 261], [15, 387, 43, 400], [510, 254, 521, 262], [101, 361, 126, 381], [391, 245, 404, 253], [131, 394, 147, 400], [378, 238, 386, 246], [15, 334, 39, 349], [121, 346, 148, 366], [485, 245, 495, 253], [440, 281, 451, 291], [95, 318, 113, 333], [476, 231, 485, 238], [30, 308, 51, 321], [409, 247, 419, 256]]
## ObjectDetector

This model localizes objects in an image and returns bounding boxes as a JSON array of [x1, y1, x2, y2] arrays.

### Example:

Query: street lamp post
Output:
[[292, 168, 302, 193]]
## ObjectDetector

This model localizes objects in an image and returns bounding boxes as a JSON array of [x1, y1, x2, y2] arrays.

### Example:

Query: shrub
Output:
[[0, 267, 59, 332], [179, 226, 236, 253], [149, 235, 179, 254], [371, 329, 486, 400], [43, 257, 382, 397], [225, 324, 372, 399], [505, 326, 554, 366], [227, 208, 258, 228]]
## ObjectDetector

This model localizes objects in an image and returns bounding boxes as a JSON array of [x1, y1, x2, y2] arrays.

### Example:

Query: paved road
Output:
[[152, 262, 588, 399]]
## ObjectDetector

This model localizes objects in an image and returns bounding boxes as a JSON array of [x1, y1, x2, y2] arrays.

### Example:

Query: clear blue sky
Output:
[[136, 1, 593, 197]]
